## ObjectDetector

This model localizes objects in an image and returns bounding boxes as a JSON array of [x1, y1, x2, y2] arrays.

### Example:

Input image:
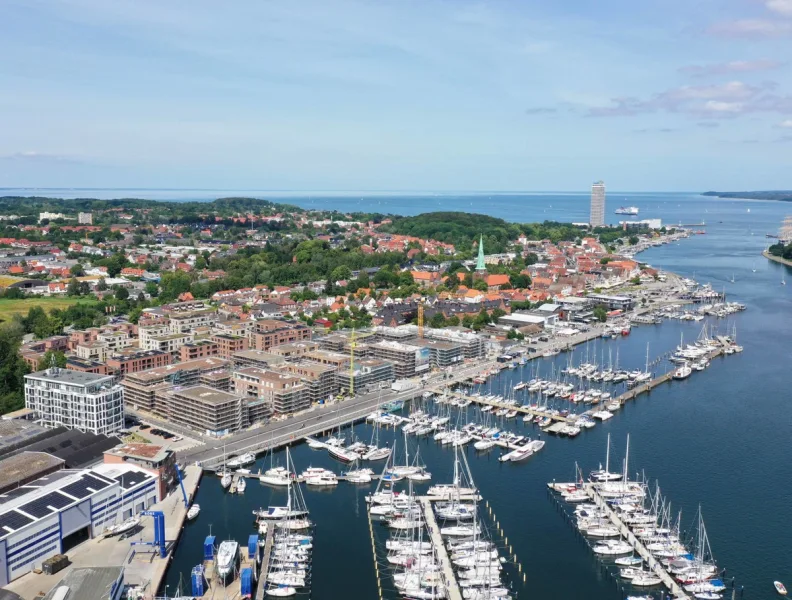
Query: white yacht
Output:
[[186, 504, 200, 521], [672, 363, 692, 379], [227, 452, 256, 468], [216, 540, 239, 578]]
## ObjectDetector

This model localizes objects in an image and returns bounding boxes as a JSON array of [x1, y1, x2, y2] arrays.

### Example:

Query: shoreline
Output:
[[762, 250, 792, 268]]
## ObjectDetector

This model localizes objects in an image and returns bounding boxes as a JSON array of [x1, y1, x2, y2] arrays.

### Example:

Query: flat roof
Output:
[[499, 313, 547, 324], [25, 368, 111, 386], [0, 452, 64, 492], [172, 385, 242, 405], [126, 357, 230, 382], [106, 442, 170, 463], [41, 566, 123, 600]]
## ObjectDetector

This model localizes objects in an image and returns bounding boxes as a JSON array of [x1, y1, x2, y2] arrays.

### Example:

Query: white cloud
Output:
[[703, 101, 743, 113], [780, 119, 792, 128], [766, 0, 792, 17], [679, 60, 783, 77], [710, 19, 792, 38]]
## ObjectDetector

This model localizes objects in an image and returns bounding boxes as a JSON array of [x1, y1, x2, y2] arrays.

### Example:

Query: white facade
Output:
[[590, 181, 606, 227], [25, 368, 124, 435], [142, 332, 195, 354], [78, 212, 93, 225], [0, 464, 158, 585]]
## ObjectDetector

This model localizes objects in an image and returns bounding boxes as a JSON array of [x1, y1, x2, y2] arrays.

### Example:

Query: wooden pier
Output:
[[583, 483, 690, 599], [452, 393, 567, 422], [418, 497, 463, 600], [254, 524, 275, 600]]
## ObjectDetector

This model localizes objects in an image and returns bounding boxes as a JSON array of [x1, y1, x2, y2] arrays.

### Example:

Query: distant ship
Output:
[[615, 206, 639, 215]]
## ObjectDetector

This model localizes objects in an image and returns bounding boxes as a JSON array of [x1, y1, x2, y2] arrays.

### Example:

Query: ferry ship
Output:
[[615, 206, 639, 215]]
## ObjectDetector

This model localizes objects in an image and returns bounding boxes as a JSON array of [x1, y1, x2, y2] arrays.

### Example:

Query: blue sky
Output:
[[1, 0, 791, 191]]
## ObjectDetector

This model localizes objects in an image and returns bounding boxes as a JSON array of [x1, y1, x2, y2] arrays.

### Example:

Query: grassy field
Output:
[[0, 297, 96, 322]]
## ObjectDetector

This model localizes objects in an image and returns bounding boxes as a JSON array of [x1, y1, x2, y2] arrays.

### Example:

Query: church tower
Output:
[[474, 234, 487, 281]]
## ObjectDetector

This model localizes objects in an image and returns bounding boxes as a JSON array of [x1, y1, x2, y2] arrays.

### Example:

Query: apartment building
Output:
[[121, 357, 231, 413], [419, 340, 464, 368], [179, 339, 219, 362], [231, 349, 287, 370], [267, 341, 319, 362], [141, 332, 195, 356], [233, 367, 309, 415], [138, 324, 170, 348], [96, 331, 131, 352], [159, 386, 243, 435], [168, 309, 218, 334], [370, 340, 429, 379], [252, 319, 311, 351], [278, 361, 339, 404], [75, 342, 111, 363], [24, 368, 124, 435], [211, 333, 249, 358], [336, 358, 394, 395], [103, 442, 176, 499], [106, 349, 171, 377]]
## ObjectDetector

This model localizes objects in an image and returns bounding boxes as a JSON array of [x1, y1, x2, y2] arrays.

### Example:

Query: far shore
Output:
[[762, 250, 792, 268]]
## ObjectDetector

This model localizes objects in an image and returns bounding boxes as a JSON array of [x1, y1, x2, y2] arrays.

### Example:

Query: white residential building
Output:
[[24, 368, 124, 435], [590, 180, 606, 227], [78, 212, 93, 225]]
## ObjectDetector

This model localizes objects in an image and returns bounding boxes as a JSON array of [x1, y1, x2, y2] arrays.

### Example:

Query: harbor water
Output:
[[160, 192, 791, 599]]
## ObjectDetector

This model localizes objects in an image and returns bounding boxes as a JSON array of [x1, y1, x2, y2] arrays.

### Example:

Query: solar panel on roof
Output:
[[88, 471, 115, 484], [82, 473, 111, 489], [0, 510, 34, 533], [59, 478, 94, 499], [19, 491, 73, 518], [116, 471, 151, 489]]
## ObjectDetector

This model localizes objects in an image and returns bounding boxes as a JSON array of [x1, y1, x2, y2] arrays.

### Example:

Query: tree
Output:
[[37, 350, 67, 370], [159, 271, 192, 302], [429, 313, 447, 328], [0, 324, 30, 415], [330, 265, 353, 283], [144, 281, 159, 297], [473, 279, 488, 292], [629, 235, 639, 245], [67, 277, 80, 296], [593, 306, 608, 322], [510, 273, 531, 289], [70, 263, 85, 277], [97, 277, 108, 291], [115, 286, 130, 301]]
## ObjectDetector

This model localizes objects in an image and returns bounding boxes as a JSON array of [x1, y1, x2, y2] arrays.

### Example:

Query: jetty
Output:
[[418, 497, 463, 600], [583, 483, 690, 599], [254, 524, 275, 600]]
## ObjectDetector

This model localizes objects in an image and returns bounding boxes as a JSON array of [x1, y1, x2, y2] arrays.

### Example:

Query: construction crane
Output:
[[176, 464, 189, 508], [417, 305, 424, 339], [348, 329, 376, 397]]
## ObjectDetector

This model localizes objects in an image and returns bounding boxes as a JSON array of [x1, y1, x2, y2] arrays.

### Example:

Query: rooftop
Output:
[[105, 442, 170, 463], [126, 357, 230, 382], [0, 452, 64, 492], [25, 368, 112, 386], [41, 566, 123, 600], [172, 385, 242, 405]]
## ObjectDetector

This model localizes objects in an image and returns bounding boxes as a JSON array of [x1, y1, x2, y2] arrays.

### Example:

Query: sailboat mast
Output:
[[605, 433, 610, 474]]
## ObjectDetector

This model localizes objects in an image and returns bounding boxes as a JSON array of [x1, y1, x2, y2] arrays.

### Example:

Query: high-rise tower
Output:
[[590, 180, 606, 227]]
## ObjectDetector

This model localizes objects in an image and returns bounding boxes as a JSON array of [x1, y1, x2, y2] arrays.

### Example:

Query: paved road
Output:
[[147, 361, 494, 467]]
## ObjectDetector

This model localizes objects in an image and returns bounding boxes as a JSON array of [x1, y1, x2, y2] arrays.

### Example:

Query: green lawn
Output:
[[0, 297, 97, 322]]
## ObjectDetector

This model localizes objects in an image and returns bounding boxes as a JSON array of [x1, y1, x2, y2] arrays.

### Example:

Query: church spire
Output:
[[475, 234, 486, 272]]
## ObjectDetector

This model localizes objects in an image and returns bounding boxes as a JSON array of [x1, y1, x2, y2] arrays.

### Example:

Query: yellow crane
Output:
[[348, 329, 376, 397], [417, 304, 424, 339]]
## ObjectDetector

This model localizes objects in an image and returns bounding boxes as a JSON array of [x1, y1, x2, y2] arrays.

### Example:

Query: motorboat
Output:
[[344, 468, 374, 483], [236, 477, 247, 493], [266, 585, 296, 597], [216, 540, 239, 578], [327, 445, 359, 463], [255, 506, 309, 520], [672, 364, 692, 380], [305, 473, 338, 487], [630, 573, 662, 586], [615, 556, 643, 566], [592, 540, 633, 555], [186, 504, 200, 521], [227, 452, 256, 468], [775, 581, 787, 596]]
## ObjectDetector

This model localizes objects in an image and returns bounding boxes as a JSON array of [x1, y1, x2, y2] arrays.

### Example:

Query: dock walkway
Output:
[[452, 393, 567, 422], [254, 524, 275, 600], [583, 483, 690, 599], [418, 497, 462, 600]]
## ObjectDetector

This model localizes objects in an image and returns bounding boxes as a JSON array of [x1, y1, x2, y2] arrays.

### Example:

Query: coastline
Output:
[[762, 249, 792, 267]]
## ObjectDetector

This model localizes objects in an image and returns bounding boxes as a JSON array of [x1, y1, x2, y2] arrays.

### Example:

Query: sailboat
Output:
[[260, 443, 293, 487], [219, 443, 232, 489], [729, 273, 735, 284], [589, 433, 622, 482]]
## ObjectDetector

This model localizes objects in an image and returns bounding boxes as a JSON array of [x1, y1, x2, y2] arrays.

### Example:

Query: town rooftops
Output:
[[126, 357, 230, 382], [0, 452, 65, 493]]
